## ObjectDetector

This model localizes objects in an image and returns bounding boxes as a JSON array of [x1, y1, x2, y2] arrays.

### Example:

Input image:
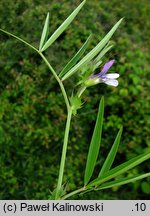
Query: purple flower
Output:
[[90, 60, 119, 87]]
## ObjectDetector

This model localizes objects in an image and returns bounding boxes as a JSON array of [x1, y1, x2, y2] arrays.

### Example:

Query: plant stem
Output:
[[38, 52, 74, 199], [62, 186, 86, 200], [55, 108, 73, 199], [38, 52, 73, 199], [38, 52, 70, 112], [0, 28, 38, 53]]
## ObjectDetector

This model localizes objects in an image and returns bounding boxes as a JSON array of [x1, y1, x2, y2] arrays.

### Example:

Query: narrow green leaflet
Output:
[[94, 44, 113, 64], [62, 18, 123, 81], [97, 173, 150, 190], [88, 150, 150, 187], [98, 126, 123, 178], [92, 44, 113, 71], [0, 28, 38, 52], [92, 60, 102, 71], [59, 35, 91, 78], [84, 96, 104, 185], [41, 0, 86, 52], [39, 12, 50, 51]]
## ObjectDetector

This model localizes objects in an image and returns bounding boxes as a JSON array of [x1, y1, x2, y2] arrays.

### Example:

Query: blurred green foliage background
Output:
[[0, 0, 150, 199]]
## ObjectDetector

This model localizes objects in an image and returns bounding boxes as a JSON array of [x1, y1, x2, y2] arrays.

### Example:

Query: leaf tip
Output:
[[118, 17, 124, 24], [120, 125, 123, 132]]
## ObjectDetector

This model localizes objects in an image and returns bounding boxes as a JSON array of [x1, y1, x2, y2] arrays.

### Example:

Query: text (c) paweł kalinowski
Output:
[[20, 202, 104, 212]]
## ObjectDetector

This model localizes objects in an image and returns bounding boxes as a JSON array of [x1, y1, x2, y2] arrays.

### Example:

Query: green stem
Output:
[[0, 28, 38, 53], [38, 53, 72, 198], [38, 52, 70, 112], [55, 108, 73, 199], [62, 186, 86, 200]]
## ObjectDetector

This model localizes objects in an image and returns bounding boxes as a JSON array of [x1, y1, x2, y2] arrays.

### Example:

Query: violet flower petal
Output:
[[99, 60, 115, 76]]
